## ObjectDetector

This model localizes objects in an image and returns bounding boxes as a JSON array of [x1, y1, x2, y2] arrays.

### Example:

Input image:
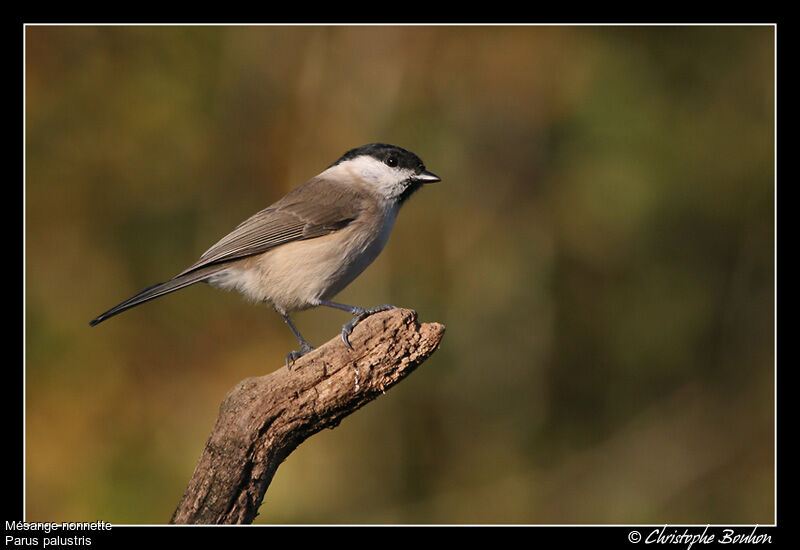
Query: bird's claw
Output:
[[285, 342, 315, 370], [341, 305, 397, 349]]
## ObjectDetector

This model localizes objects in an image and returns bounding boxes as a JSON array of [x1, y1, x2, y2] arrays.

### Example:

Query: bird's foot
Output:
[[285, 342, 315, 370], [341, 304, 397, 349]]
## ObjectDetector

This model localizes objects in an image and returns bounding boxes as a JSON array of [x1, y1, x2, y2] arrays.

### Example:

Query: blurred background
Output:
[[24, 25, 774, 524]]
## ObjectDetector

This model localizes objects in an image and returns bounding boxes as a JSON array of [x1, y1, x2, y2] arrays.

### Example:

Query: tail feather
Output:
[[89, 265, 225, 327]]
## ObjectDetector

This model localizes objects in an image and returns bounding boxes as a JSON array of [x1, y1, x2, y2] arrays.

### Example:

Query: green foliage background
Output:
[[25, 25, 774, 524]]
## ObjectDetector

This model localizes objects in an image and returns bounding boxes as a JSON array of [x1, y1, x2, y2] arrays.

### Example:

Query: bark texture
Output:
[[170, 308, 445, 524]]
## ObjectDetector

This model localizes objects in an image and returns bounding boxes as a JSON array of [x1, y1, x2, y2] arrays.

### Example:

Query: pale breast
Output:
[[208, 200, 399, 313]]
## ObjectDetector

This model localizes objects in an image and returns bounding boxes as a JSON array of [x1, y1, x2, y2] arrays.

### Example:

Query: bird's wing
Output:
[[175, 177, 364, 277]]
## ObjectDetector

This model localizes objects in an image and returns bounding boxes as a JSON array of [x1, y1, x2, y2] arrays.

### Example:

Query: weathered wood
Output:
[[170, 308, 445, 524]]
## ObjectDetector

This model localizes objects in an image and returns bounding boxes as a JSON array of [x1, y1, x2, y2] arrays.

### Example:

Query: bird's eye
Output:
[[385, 156, 398, 167]]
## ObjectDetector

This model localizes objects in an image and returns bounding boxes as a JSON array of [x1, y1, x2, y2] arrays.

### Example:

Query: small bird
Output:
[[90, 143, 441, 367]]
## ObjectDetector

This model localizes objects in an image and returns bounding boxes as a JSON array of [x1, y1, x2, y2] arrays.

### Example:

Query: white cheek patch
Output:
[[360, 165, 379, 182], [342, 156, 414, 201]]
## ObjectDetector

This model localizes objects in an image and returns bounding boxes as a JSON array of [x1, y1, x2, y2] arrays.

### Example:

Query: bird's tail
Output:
[[89, 265, 226, 327]]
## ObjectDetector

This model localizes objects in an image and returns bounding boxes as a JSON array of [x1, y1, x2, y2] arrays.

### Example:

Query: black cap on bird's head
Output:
[[333, 142, 420, 169]]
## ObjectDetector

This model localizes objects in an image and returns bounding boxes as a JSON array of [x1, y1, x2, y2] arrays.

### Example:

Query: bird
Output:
[[89, 143, 441, 368]]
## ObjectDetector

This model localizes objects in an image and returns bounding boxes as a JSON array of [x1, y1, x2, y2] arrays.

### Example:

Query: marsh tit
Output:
[[89, 143, 441, 367]]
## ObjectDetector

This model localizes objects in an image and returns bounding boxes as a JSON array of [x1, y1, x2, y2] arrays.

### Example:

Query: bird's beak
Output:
[[413, 170, 441, 184]]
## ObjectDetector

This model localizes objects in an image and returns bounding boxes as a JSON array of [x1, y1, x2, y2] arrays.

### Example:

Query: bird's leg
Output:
[[318, 301, 397, 349], [279, 312, 314, 369]]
